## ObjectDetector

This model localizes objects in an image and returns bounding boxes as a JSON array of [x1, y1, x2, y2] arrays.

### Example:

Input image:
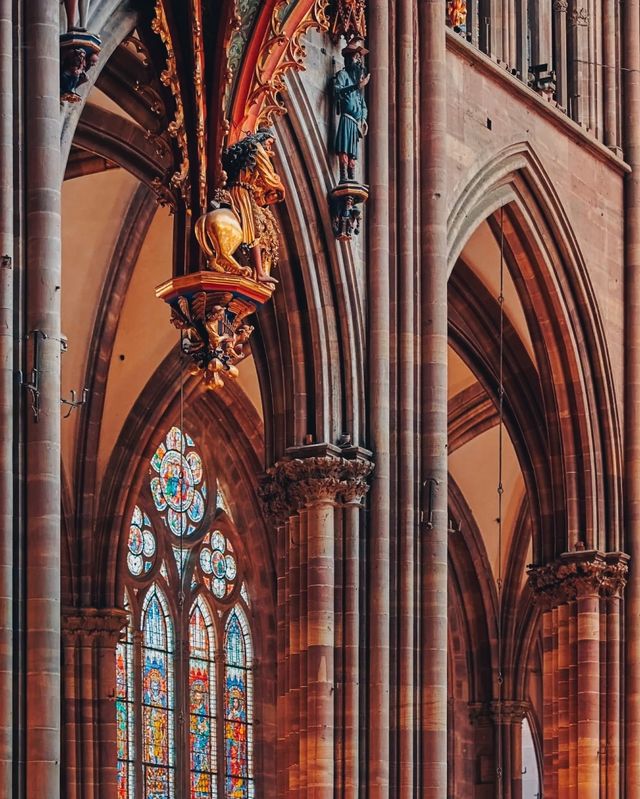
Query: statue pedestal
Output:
[[155, 271, 273, 389], [329, 182, 369, 241]]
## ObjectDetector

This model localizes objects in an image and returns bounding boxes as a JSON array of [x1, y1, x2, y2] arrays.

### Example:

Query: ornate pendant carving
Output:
[[157, 130, 285, 389]]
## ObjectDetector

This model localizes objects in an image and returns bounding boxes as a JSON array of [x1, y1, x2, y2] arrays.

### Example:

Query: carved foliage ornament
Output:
[[151, 0, 191, 203], [228, 0, 330, 138], [330, 0, 367, 41], [259, 456, 375, 524], [527, 550, 629, 609]]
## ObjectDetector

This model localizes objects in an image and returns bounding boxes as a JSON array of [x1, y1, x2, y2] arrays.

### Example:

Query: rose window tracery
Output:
[[150, 426, 207, 536], [127, 506, 157, 576], [199, 531, 237, 598]]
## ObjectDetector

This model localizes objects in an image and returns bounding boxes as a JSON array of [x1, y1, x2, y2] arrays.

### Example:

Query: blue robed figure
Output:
[[334, 37, 370, 182]]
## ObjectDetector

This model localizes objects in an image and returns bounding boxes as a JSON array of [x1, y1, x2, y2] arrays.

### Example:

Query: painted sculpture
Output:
[[195, 129, 283, 285], [329, 37, 370, 241], [447, 0, 467, 30], [60, 0, 101, 102], [157, 131, 285, 390], [334, 38, 369, 183], [330, 0, 367, 47]]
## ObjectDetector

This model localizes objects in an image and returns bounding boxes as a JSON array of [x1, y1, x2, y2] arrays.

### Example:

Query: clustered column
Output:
[[61, 607, 128, 799], [528, 550, 628, 798], [260, 445, 373, 799]]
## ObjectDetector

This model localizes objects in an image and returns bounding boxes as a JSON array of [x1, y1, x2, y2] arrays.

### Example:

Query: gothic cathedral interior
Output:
[[5, 0, 640, 797]]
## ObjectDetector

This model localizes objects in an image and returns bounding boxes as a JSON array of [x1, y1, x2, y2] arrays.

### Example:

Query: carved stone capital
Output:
[[62, 606, 129, 646], [569, 7, 589, 25], [553, 0, 568, 11], [259, 443, 374, 524], [528, 550, 629, 609], [492, 700, 528, 724], [469, 700, 528, 726]]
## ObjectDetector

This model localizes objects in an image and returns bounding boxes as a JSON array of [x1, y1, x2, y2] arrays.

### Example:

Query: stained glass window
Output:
[[150, 426, 206, 538], [224, 608, 254, 799], [141, 586, 175, 799], [116, 593, 135, 799], [189, 598, 217, 799], [118, 427, 254, 799], [127, 506, 157, 576], [199, 532, 237, 598]]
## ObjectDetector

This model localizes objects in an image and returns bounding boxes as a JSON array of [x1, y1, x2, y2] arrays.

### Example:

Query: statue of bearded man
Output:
[[334, 37, 370, 183]]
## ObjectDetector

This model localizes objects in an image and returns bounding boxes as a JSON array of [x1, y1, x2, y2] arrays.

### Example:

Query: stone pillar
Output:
[[341, 490, 364, 799], [397, 0, 416, 793], [25, 1, 62, 796], [62, 608, 128, 799], [602, 0, 619, 150], [605, 593, 621, 796], [529, 551, 628, 798], [553, 1, 569, 110], [568, 1, 590, 125], [624, 0, 640, 794], [419, 0, 448, 796], [260, 447, 373, 799], [0, 0, 13, 794], [367, 0, 391, 791]]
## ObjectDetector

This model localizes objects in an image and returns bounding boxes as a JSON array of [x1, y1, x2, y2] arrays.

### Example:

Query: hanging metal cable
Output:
[[178, 330, 187, 789]]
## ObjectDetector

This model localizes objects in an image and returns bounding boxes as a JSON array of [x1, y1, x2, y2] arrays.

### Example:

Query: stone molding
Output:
[[527, 550, 629, 609], [259, 443, 374, 524], [62, 606, 128, 645]]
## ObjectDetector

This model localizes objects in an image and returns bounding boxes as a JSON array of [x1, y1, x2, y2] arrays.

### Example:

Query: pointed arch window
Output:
[[116, 426, 254, 799]]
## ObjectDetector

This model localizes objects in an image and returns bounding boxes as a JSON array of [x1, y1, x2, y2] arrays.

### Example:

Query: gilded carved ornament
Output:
[[446, 0, 467, 30], [151, 0, 191, 204], [156, 130, 285, 389], [226, 0, 329, 140], [154, 1, 329, 389], [191, 0, 209, 215]]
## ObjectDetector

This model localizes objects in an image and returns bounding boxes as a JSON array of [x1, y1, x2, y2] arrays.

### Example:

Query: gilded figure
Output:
[[194, 129, 284, 285]]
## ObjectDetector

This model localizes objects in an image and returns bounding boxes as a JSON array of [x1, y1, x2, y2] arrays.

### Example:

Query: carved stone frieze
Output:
[[259, 447, 374, 523], [527, 550, 629, 609]]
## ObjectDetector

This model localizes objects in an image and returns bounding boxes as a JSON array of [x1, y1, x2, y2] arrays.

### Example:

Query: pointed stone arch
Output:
[[447, 141, 622, 560]]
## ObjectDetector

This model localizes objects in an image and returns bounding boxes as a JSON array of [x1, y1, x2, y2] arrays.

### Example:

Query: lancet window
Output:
[[117, 426, 254, 799]]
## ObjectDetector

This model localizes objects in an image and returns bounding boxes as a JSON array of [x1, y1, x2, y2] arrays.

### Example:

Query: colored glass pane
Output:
[[224, 608, 253, 799], [187, 452, 203, 483], [189, 600, 217, 798], [189, 491, 205, 523], [116, 594, 135, 799], [127, 506, 157, 577], [142, 587, 175, 799], [199, 532, 236, 599], [172, 546, 189, 578], [150, 428, 207, 538], [240, 583, 250, 606]]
